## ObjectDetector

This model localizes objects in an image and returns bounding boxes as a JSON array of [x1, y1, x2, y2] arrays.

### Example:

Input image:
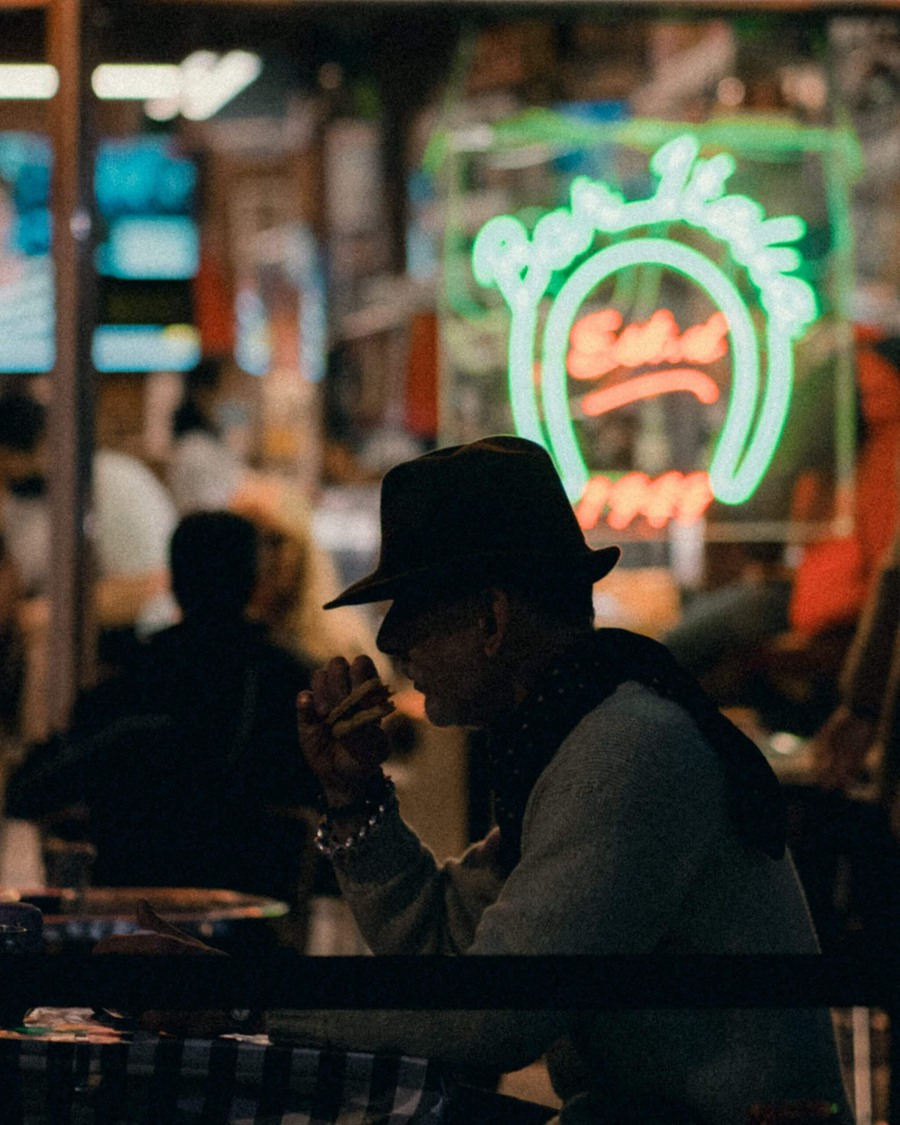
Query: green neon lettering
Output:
[[470, 133, 819, 508]]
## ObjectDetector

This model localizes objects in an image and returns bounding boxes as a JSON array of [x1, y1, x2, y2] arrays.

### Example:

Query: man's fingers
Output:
[[325, 656, 352, 711], [310, 669, 331, 717], [311, 657, 354, 718], [301, 656, 392, 790], [297, 689, 319, 725], [349, 654, 380, 689], [310, 656, 384, 719]]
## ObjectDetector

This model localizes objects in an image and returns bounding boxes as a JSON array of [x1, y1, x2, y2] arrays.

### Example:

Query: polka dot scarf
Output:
[[486, 628, 787, 875]]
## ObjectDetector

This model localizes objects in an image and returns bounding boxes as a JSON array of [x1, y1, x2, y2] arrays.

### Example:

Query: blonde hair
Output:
[[229, 471, 388, 674]]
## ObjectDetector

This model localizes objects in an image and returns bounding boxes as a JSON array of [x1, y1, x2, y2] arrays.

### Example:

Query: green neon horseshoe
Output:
[[538, 238, 791, 506]]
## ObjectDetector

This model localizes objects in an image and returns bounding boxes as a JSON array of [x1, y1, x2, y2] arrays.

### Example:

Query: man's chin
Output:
[[422, 699, 453, 727], [422, 697, 482, 730]]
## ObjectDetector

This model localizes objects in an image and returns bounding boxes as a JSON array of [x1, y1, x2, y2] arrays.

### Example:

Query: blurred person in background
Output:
[[663, 539, 793, 702], [5, 511, 321, 947], [811, 502, 900, 829], [775, 511, 900, 959], [165, 354, 387, 675], [759, 327, 900, 736], [166, 355, 244, 517], [0, 388, 178, 612], [665, 326, 900, 736], [786, 329, 900, 644], [779, 383, 900, 957], [0, 389, 178, 742], [230, 477, 387, 675]]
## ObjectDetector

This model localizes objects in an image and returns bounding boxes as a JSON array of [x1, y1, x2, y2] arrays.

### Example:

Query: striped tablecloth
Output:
[[0, 1009, 447, 1124]]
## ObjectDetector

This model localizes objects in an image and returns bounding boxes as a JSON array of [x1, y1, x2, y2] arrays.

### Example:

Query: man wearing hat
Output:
[[281, 435, 850, 1123], [94, 438, 849, 1120]]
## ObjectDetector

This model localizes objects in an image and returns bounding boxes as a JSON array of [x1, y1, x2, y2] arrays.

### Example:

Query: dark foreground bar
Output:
[[3, 954, 899, 1121], [2, 953, 898, 1011]]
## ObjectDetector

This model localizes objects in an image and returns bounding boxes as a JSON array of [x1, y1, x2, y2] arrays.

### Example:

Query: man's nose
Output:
[[375, 616, 406, 660]]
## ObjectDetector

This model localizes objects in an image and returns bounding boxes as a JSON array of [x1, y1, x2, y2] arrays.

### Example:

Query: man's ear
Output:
[[482, 588, 509, 656]]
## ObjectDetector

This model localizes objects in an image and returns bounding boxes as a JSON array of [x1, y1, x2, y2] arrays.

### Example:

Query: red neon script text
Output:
[[576, 471, 714, 531], [580, 368, 720, 417], [568, 308, 729, 380]]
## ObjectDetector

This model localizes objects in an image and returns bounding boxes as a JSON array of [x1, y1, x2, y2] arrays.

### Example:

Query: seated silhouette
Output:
[[6, 511, 319, 905]]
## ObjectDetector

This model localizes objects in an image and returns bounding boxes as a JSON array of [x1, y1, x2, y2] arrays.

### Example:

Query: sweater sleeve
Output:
[[266, 687, 846, 1118], [332, 684, 721, 958], [267, 687, 723, 1069], [330, 809, 506, 954]]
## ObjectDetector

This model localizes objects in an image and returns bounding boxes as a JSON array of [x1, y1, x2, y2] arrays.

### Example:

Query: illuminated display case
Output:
[[433, 112, 862, 550]]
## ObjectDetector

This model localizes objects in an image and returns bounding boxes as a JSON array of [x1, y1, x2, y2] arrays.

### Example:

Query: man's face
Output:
[[377, 589, 510, 728]]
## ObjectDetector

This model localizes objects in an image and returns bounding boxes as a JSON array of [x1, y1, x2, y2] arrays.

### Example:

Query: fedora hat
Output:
[[324, 435, 620, 609]]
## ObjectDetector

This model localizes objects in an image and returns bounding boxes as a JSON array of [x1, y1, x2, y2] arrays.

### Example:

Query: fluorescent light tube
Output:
[[0, 64, 59, 99], [180, 51, 262, 121], [90, 51, 261, 119], [92, 64, 181, 101]]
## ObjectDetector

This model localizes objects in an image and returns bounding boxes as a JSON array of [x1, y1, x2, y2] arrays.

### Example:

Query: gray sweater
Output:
[[270, 683, 852, 1123]]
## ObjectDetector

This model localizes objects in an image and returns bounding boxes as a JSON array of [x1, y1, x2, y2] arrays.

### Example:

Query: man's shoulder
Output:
[[586, 679, 701, 728], [69, 667, 151, 735], [554, 682, 716, 777], [154, 621, 314, 689]]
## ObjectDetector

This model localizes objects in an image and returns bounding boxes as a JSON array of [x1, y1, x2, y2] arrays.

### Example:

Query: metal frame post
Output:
[[45, 0, 97, 731]]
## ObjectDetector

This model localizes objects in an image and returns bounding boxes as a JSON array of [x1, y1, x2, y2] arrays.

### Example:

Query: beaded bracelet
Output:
[[314, 776, 397, 859]]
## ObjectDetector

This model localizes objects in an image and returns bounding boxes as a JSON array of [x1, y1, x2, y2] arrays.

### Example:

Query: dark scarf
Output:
[[487, 628, 786, 874]]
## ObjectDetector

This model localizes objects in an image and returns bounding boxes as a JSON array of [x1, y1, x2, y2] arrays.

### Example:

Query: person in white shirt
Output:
[[0, 390, 178, 739], [0, 390, 177, 594]]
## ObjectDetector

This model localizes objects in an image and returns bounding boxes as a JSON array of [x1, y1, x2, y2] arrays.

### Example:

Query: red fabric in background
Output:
[[789, 337, 900, 636], [404, 311, 439, 440], [194, 248, 234, 355]]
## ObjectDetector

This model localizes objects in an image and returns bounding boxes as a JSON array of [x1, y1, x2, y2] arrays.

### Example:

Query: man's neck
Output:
[[508, 625, 593, 710]]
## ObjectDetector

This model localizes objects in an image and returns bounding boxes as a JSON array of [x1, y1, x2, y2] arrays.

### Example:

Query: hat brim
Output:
[[323, 545, 621, 610]]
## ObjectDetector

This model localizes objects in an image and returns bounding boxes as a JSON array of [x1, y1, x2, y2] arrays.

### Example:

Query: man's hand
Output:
[[297, 654, 393, 809]]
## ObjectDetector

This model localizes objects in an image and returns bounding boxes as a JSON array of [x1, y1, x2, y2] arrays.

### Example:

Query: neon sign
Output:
[[569, 308, 729, 378], [569, 308, 726, 416], [471, 134, 819, 528], [577, 471, 714, 532]]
